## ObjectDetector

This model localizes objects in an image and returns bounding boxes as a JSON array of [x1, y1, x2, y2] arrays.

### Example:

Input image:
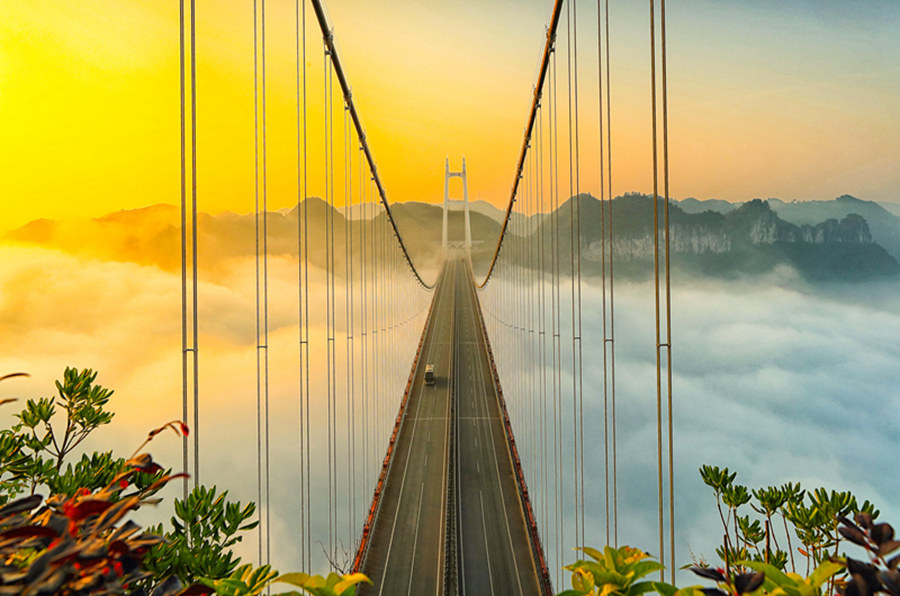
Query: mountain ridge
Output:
[[5, 194, 898, 282]]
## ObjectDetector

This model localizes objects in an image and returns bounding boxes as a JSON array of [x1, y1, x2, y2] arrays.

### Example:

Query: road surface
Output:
[[358, 256, 544, 594]]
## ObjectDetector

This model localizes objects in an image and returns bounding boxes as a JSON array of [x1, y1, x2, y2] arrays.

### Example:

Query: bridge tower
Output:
[[442, 157, 471, 253]]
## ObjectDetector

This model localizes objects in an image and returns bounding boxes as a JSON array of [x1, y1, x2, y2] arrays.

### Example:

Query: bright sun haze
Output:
[[2, 1, 899, 232]]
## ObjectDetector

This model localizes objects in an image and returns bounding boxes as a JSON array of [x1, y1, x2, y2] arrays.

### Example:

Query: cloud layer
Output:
[[0, 244, 429, 574], [3, 243, 898, 584], [484, 270, 900, 584]]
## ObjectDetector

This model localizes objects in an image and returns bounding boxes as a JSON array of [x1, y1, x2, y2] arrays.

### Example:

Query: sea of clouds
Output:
[[483, 267, 900, 585], [1, 244, 898, 586]]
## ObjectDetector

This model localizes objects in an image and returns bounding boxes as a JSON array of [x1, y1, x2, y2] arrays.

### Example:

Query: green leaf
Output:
[[333, 573, 371, 594], [628, 580, 667, 596], [807, 560, 843, 589], [629, 560, 666, 581], [652, 582, 680, 596]]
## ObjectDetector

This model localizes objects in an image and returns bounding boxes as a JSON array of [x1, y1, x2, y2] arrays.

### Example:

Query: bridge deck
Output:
[[359, 256, 544, 595], [453, 258, 543, 595], [359, 259, 456, 595]]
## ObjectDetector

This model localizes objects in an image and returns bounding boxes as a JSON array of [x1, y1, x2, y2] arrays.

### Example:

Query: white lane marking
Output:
[[480, 490, 496, 596], [406, 483, 426, 596]]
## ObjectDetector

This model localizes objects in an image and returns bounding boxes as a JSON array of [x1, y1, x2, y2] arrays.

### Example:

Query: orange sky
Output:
[[2, 1, 899, 232]]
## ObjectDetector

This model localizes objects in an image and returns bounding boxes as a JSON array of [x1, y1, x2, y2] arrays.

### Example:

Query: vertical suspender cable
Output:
[[329, 63, 338, 561], [324, 48, 335, 561], [362, 179, 369, 497], [331, 56, 339, 561], [651, 0, 675, 580], [179, 0, 187, 499], [303, 1, 312, 572], [263, 0, 271, 568], [605, 0, 618, 547], [373, 208, 379, 458], [650, 0, 663, 576], [571, 0, 585, 552], [345, 106, 354, 544], [597, 0, 609, 546], [253, 0, 260, 565], [565, 0, 586, 552], [565, 1, 579, 552], [178, 0, 199, 500], [295, 0, 312, 572], [538, 102, 548, 544], [189, 0, 199, 493], [551, 44, 564, 583], [356, 143, 364, 529], [597, 0, 619, 547], [661, 0, 675, 580], [252, 0, 271, 567]]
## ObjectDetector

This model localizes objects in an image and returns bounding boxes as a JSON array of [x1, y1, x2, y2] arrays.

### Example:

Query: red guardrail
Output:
[[351, 280, 441, 573]]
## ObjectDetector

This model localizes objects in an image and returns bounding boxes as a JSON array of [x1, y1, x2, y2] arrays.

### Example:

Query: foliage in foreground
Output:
[[0, 369, 205, 593], [1, 368, 370, 594], [557, 545, 680, 596], [558, 466, 898, 596], [142, 484, 257, 588], [0, 439, 195, 593], [698, 464, 883, 594], [202, 564, 370, 596], [558, 536, 898, 596]]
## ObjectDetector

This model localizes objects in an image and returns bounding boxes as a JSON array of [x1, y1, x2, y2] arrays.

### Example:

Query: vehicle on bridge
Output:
[[424, 364, 435, 385]]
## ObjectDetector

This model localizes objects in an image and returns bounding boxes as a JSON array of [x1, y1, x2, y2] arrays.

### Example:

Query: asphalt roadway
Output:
[[453, 258, 542, 595], [359, 259, 456, 596], [359, 256, 542, 595]]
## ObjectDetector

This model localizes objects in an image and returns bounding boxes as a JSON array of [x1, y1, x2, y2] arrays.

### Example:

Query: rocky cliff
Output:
[[525, 194, 899, 281]]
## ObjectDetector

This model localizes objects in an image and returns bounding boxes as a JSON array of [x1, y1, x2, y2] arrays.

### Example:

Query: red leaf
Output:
[[108, 540, 129, 558], [0, 525, 59, 540], [66, 499, 114, 522]]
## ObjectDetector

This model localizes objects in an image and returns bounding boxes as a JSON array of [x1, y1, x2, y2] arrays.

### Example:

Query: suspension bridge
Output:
[[173, 0, 675, 593]]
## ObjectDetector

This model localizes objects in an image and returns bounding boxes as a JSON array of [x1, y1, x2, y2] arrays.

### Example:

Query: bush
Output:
[[0, 369, 204, 593], [558, 466, 897, 596], [1, 368, 371, 595]]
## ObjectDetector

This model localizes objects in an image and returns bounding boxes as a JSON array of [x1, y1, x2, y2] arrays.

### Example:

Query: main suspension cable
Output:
[[308, 0, 433, 290], [476, 0, 565, 289]]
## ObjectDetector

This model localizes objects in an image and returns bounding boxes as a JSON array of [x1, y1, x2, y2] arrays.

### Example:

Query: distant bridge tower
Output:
[[442, 157, 471, 253]]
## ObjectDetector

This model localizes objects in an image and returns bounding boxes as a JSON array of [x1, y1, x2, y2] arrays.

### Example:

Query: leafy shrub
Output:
[[0, 369, 203, 593], [557, 545, 680, 596], [688, 559, 842, 596], [201, 564, 370, 596], [142, 485, 258, 588], [0, 451, 194, 594], [837, 513, 900, 596], [558, 465, 896, 596], [2, 368, 372, 595], [699, 465, 878, 577]]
